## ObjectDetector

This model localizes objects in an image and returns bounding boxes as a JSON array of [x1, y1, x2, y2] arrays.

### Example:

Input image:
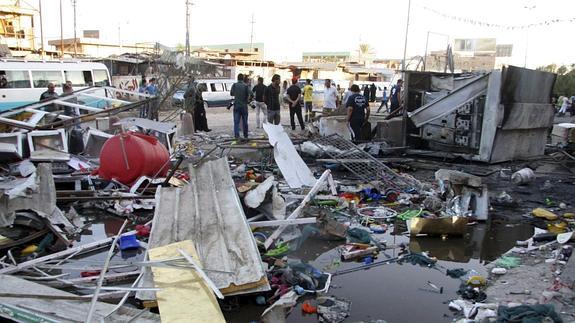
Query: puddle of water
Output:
[[284, 220, 534, 322], [225, 219, 534, 323]]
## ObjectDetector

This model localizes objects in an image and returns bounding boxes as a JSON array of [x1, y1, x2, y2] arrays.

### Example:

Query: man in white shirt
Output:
[[323, 79, 337, 113]]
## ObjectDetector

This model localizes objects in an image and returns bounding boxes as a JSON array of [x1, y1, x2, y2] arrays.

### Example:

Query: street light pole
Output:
[[523, 5, 535, 68], [185, 0, 191, 57], [38, 0, 45, 59], [401, 0, 411, 77], [72, 0, 77, 57], [59, 0, 63, 57]]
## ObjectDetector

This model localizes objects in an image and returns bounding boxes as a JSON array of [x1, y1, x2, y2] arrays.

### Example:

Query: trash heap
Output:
[[1, 90, 574, 322]]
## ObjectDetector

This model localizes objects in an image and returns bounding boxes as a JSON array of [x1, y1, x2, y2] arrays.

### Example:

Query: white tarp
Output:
[[263, 123, 316, 188]]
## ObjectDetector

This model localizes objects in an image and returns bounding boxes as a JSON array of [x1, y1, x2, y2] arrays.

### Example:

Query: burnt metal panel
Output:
[[409, 74, 489, 127]]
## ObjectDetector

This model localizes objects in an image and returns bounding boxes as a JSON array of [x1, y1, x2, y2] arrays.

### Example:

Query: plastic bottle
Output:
[[511, 168, 535, 185]]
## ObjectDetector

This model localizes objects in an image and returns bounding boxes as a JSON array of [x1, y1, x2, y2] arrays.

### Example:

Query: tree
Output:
[[557, 65, 568, 75]]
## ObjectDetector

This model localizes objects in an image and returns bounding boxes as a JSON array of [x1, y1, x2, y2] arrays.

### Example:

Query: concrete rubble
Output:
[[0, 65, 573, 323]]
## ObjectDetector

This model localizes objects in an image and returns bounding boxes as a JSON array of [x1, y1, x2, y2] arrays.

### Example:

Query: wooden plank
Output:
[[149, 241, 225, 323]]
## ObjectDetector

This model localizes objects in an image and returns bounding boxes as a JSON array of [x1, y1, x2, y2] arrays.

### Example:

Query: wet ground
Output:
[[220, 214, 536, 323]]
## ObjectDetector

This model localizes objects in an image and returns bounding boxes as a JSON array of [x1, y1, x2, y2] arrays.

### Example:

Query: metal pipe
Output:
[[59, 0, 63, 57]]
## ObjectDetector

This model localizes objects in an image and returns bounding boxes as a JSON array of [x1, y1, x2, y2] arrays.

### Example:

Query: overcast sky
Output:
[[32, 0, 574, 68]]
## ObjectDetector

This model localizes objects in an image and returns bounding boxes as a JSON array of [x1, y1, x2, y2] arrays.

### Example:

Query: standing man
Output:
[[39, 82, 58, 112], [370, 83, 377, 102], [183, 76, 197, 113], [303, 79, 314, 122], [230, 73, 250, 140], [377, 86, 389, 113], [389, 79, 403, 112], [323, 79, 337, 114], [286, 78, 305, 131], [346, 84, 370, 143], [40, 82, 58, 101], [146, 78, 158, 95], [264, 74, 281, 125], [252, 77, 267, 128]]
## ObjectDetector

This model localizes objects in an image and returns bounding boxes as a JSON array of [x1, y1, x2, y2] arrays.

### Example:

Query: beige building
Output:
[[425, 38, 513, 72], [0, 1, 36, 56], [48, 38, 158, 58]]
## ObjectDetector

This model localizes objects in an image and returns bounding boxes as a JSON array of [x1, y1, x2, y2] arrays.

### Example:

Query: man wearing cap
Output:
[[286, 77, 305, 131]]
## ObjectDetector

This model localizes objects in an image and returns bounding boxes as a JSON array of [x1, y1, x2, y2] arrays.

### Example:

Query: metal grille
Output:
[[309, 134, 417, 189]]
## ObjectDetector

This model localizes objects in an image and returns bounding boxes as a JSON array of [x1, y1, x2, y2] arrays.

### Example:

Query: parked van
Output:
[[172, 78, 235, 108], [0, 60, 111, 111]]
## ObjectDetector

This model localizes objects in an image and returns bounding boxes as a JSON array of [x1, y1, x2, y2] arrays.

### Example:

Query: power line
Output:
[[421, 5, 574, 30]]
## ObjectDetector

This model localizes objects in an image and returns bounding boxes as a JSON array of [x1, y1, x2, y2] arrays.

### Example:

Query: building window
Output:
[[239, 48, 243, 52], [254, 48, 259, 52]]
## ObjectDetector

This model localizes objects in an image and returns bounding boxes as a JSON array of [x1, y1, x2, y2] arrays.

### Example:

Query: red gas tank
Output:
[[98, 132, 170, 185]]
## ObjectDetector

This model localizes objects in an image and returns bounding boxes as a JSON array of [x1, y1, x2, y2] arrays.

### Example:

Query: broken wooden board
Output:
[[149, 241, 225, 323], [0, 274, 159, 322]]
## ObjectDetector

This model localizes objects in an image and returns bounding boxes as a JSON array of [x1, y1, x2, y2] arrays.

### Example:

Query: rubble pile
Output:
[[0, 83, 574, 323]]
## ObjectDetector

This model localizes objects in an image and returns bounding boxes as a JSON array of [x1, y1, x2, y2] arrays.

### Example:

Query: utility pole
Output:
[[185, 0, 191, 57], [249, 13, 255, 52], [39, 0, 45, 59], [400, 0, 411, 148], [401, 0, 411, 76], [72, 0, 77, 57], [523, 4, 535, 68], [59, 0, 64, 57]]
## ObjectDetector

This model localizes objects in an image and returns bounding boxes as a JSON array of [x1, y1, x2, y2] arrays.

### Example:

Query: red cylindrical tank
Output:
[[98, 132, 170, 185]]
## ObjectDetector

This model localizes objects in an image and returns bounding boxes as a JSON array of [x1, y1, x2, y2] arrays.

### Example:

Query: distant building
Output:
[[191, 43, 264, 61], [302, 52, 351, 63], [425, 38, 513, 72], [48, 38, 158, 58], [0, 1, 36, 56]]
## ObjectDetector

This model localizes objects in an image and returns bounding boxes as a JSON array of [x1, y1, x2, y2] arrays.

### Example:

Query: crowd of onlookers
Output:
[[555, 95, 575, 116]]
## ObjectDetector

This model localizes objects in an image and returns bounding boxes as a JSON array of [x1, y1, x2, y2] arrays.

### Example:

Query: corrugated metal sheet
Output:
[[138, 157, 268, 301]]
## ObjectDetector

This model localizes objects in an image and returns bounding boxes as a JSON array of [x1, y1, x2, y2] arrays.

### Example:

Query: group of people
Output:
[[229, 74, 335, 140], [39, 81, 76, 114], [557, 95, 575, 116]]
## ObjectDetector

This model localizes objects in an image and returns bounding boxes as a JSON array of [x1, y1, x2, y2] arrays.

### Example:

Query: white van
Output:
[[0, 60, 111, 111], [173, 78, 235, 108]]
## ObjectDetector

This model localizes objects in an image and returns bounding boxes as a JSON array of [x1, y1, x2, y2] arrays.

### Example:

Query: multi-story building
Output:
[[425, 38, 513, 72], [0, 1, 36, 56]]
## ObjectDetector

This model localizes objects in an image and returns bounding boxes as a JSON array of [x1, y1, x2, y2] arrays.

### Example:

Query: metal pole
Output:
[[59, 0, 63, 57], [400, 0, 411, 149], [72, 0, 77, 57], [249, 13, 255, 53], [185, 0, 190, 57], [401, 0, 411, 77], [423, 31, 430, 71], [39, 0, 45, 59], [523, 5, 535, 68]]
